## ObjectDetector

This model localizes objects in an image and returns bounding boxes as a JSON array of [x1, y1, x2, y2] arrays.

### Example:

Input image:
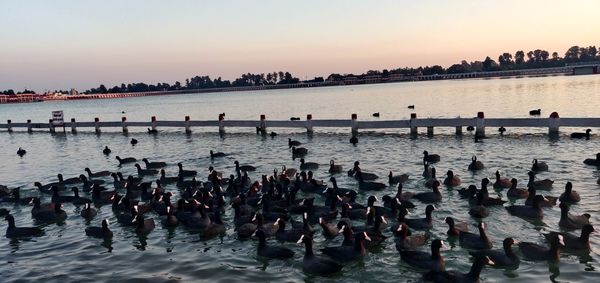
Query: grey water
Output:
[[1, 75, 600, 282]]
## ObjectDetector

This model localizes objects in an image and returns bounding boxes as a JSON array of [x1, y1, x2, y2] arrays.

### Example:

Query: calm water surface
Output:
[[1, 75, 600, 282]]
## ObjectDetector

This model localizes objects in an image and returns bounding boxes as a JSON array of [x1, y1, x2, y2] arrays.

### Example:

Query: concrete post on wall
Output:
[[27, 119, 32, 133], [475, 112, 485, 138], [49, 119, 55, 133], [94, 118, 101, 134], [351, 114, 358, 136], [218, 114, 225, 134], [548, 112, 560, 137], [7, 120, 12, 133], [71, 118, 77, 133], [151, 116, 157, 132], [184, 116, 191, 134], [427, 126, 434, 137], [455, 126, 462, 136], [121, 117, 128, 133], [259, 114, 266, 135], [410, 113, 418, 137], [306, 114, 313, 134]]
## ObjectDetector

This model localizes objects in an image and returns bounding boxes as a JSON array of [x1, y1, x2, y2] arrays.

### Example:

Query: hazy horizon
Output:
[[1, 0, 598, 92]]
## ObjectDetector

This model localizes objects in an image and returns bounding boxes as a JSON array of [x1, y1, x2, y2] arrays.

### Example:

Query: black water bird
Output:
[[543, 224, 594, 252], [558, 202, 590, 230], [85, 219, 113, 239], [116, 156, 137, 165], [210, 150, 227, 158], [470, 238, 519, 269], [583, 153, 600, 166], [297, 234, 343, 276], [399, 239, 445, 271], [459, 222, 493, 250], [571, 128, 591, 139], [519, 233, 565, 262], [422, 255, 492, 283], [103, 146, 111, 155], [256, 229, 295, 260], [130, 138, 138, 146], [529, 109, 541, 115], [5, 214, 43, 238], [17, 147, 26, 157], [142, 158, 166, 169], [372, 112, 380, 117], [423, 150, 440, 163]]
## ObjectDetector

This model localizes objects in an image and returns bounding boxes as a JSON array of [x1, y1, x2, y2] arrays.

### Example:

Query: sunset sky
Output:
[[1, 0, 598, 92]]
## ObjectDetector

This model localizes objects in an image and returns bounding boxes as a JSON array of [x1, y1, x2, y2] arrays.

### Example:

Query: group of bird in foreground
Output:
[[3, 137, 599, 282]]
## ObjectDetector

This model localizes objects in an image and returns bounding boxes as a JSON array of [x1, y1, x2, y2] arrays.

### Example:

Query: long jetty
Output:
[[1, 112, 598, 138]]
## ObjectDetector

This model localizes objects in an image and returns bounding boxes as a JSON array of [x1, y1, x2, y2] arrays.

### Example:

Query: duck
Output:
[[493, 171, 512, 189], [85, 219, 113, 239], [583, 153, 600, 166], [543, 224, 594, 252], [372, 112, 380, 117], [424, 167, 438, 188], [135, 164, 158, 176], [394, 183, 415, 202], [142, 158, 167, 169], [290, 117, 300, 121], [116, 156, 137, 165], [571, 129, 591, 139], [405, 205, 436, 230], [328, 160, 343, 174], [394, 223, 429, 250], [177, 163, 197, 177], [256, 229, 295, 260], [84, 168, 111, 179], [414, 181, 442, 203], [299, 159, 319, 171], [297, 234, 343, 275], [518, 233, 564, 262], [130, 138, 138, 146], [422, 255, 492, 283], [34, 202, 67, 222], [210, 150, 227, 158], [422, 161, 432, 178], [162, 206, 179, 227], [17, 147, 26, 157], [443, 170, 461, 187], [160, 169, 179, 184], [527, 171, 553, 190], [201, 210, 226, 240], [531, 159, 548, 172], [102, 146, 111, 155], [529, 109, 541, 115], [559, 182, 580, 204], [558, 202, 590, 230], [51, 186, 75, 203], [91, 184, 115, 204], [234, 160, 256, 172], [466, 126, 475, 132], [275, 218, 305, 243], [319, 217, 340, 239], [525, 187, 557, 207], [133, 214, 155, 236], [80, 203, 97, 219], [506, 178, 528, 199], [399, 239, 445, 272], [291, 146, 308, 158], [445, 217, 469, 236], [356, 170, 387, 191], [471, 237, 519, 269], [349, 135, 358, 145], [423, 150, 440, 163], [506, 195, 544, 220], [498, 126, 507, 135], [288, 138, 301, 148], [350, 161, 378, 180], [408, 105, 415, 109], [459, 222, 493, 250], [147, 128, 158, 134], [321, 230, 370, 262], [468, 192, 489, 218], [389, 171, 409, 185], [5, 214, 43, 238], [58, 173, 81, 185], [468, 156, 485, 171]]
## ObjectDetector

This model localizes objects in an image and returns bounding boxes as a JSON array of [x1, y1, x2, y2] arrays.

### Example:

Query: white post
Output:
[[548, 112, 560, 136], [218, 114, 225, 134], [94, 117, 101, 134], [475, 112, 485, 138], [410, 113, 418, 136], [185, 116, 191, 134], [27, 119, 32, 133], [71, 118, 77, 133], [122, 117, 128, 133], [351, 113, 358, 135], [151, 116, 157, 131], [7, 120, 12, 132], [306, 114, 313, 134]]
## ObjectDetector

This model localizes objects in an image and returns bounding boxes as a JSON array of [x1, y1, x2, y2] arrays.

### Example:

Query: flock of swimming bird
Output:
[[2, 136, 600, 282]]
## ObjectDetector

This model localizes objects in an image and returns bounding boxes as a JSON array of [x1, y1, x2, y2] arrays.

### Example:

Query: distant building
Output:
[[70, 88, 79, 96]]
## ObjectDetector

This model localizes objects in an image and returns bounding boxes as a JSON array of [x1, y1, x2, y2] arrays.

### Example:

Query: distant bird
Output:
[[102, 146, 111, 155], [210, 150, 227, 158], [130, 138, 138, 146], [372, 112, 380, 117], [466, 126, 475, 132], [571, 129, 591, 139], [270, 132, 277, 138], [531, 159, 548, 172], [147, 128, 158, 134], [288, 138, 301, 148], [423, 150, 440, 163], [16, 147, 26, 157], [350, 136, 358, 145], [407, 105, 415, 109], [116, 156, 137, 165], [498, 126, 506, 135], [529, 109, 541, 116], [290, 117, 301, 121]]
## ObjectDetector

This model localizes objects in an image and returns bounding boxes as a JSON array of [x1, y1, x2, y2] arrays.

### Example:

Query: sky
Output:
[[0, 0, 598, 92]]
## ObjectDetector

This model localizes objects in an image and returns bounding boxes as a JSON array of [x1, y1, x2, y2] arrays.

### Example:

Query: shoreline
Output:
[[1, 67, 596, 105]]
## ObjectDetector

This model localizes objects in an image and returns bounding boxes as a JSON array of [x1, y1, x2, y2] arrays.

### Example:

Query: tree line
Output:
[[1, 45, 598, 95]]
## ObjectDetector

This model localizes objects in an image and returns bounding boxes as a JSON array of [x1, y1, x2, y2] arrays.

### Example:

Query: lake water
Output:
[[1, 75, 600, 282]]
